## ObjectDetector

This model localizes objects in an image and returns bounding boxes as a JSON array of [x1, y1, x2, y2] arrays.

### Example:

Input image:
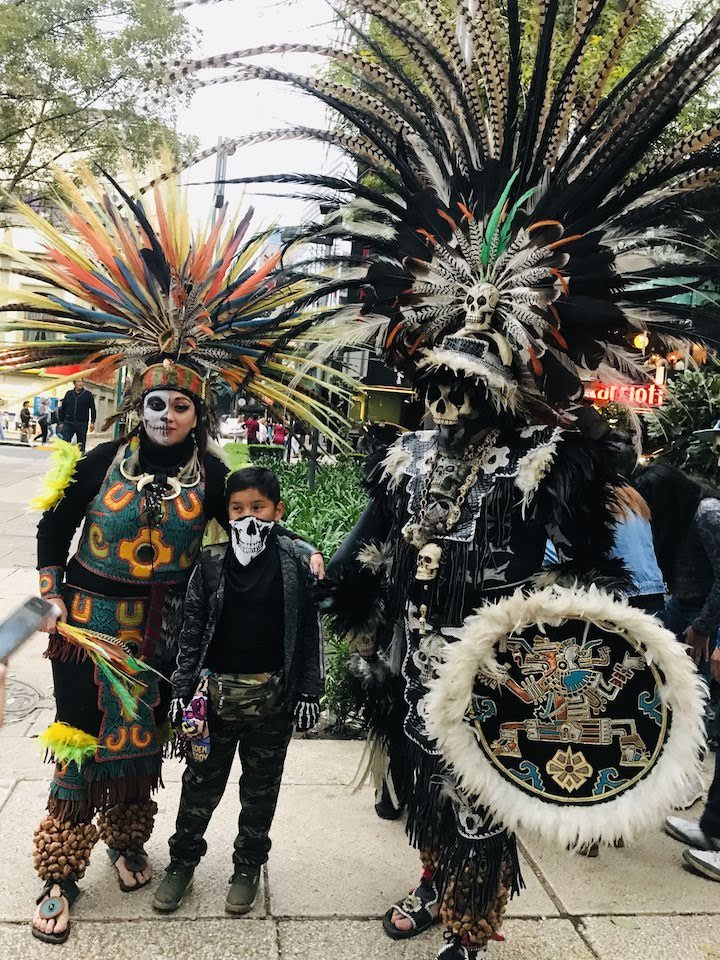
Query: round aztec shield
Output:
[[425, 585, 707, 847]]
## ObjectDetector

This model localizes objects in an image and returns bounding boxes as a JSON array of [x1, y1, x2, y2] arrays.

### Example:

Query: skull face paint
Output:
[[142, 389, 197, 446], [229, 516, 275, 566]]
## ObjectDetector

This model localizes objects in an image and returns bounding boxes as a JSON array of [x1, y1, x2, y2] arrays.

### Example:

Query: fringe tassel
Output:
[[438, 830, 524, 920], [404, 746, 450, 852], [45, 633, 87, 663]]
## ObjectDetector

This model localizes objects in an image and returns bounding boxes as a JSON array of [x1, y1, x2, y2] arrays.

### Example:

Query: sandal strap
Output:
[[392, 891, 436, 929], [107, 847, 148, 872], [37, 878, 80, 908]]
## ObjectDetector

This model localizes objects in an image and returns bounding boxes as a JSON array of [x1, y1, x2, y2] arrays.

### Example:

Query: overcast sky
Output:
[[174, 0, 348, 229]]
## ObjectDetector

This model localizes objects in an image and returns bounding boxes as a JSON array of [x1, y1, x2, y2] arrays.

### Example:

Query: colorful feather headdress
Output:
[[0, 168, 354, 443], [159, 0, 720, 423]]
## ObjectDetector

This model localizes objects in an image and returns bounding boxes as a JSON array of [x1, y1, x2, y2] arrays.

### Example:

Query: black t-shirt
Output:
[[205, 544, 285, 674]]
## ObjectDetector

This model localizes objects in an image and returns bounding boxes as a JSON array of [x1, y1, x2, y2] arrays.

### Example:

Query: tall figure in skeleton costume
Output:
[[0, 172, 340, 945], [161, 0, 720, 954]]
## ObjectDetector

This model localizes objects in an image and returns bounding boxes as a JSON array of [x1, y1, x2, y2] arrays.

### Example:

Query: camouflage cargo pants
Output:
[[169, 672, 294, 870]]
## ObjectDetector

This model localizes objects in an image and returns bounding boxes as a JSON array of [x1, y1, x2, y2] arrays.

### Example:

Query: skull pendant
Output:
[[415, 542, 442, 581]]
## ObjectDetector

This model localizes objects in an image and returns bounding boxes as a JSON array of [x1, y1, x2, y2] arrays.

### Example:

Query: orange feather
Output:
[[548, 268, 570, 296], [528, 220, 563, 233], [528, 345, 544, 376], [228, 251, 282, 301], [416, 228, 437, 245], [456, 201, 474, 221], [436, 208, 458, 232], [548, 234, 584, 250]]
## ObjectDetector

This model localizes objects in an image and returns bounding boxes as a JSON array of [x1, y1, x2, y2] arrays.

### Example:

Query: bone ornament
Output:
[[416, 542, 442, 581]]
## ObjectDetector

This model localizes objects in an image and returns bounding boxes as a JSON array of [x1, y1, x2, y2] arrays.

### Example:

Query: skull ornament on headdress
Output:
[[462, 282, 501, 333]]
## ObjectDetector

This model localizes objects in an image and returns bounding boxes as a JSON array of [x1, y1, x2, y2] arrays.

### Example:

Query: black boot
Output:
[[375, 780, 404, 820]]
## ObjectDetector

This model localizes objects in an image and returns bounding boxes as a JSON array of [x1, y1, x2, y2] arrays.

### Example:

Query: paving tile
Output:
[[282, 737, 365, 785], [583, 914, 720, 960], [0, 779, 15, 815], [521, 826, 720, 915], [0, 919, 278, 959], [268, 785, 558, 918], [278, 918, 593, 960], [0, 780, 267, 922]]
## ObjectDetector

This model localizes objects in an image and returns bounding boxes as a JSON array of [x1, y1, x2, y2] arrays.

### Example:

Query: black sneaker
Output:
[[152, 863, 194, 912], [226, 866, 261, 915]]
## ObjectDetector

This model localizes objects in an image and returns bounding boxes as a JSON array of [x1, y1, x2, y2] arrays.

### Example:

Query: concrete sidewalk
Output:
[[0, 448, 718, 958]]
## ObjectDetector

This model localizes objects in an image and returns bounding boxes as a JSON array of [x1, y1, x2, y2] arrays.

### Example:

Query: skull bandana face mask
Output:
[[229, 516, 275, 566]]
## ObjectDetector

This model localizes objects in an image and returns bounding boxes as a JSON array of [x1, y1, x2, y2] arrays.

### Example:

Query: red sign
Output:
[[585, 382, 665, 407]]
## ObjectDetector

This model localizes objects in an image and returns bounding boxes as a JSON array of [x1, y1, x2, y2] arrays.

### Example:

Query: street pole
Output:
[[113, 366, 124, 439], [308, 427, 319, 492], [212, 137, 228, 227]]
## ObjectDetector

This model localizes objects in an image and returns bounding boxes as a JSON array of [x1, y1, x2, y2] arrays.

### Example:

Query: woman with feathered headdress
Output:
[[0, 170, 342, 944]]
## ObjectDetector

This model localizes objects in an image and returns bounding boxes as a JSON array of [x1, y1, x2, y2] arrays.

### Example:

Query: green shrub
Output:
[[646, 367, 720, 485], [246, 451, 368, 730], [222, 443, 251, 471], [321, 629, 359, 731]]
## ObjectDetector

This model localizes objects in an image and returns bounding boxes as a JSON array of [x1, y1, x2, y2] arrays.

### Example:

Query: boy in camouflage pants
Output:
[[154, 467, 323, 914]]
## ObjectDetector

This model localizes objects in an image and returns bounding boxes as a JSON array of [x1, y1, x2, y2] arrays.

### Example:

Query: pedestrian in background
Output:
[[19, 401, 32, 444], [257, 417, 268, 444], [245, 414, 259, 443], [34, 399, 51, 445], [58, 379, 96, 451], [272, 420, 288, 447]]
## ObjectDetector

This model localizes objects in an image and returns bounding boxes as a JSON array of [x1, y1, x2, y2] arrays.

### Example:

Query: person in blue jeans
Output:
[[635, 460, 720, 881]]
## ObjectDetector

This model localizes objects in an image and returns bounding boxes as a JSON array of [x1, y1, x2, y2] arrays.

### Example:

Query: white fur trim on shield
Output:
[[425, 584, 707, 849]]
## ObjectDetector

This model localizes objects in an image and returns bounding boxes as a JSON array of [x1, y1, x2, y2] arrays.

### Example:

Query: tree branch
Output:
[[7, 98, 48, 193], [0, 74, 128, 146]]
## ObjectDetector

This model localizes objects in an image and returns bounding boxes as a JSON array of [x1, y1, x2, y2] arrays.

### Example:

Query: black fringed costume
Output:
[[171, 0, 720, 953]]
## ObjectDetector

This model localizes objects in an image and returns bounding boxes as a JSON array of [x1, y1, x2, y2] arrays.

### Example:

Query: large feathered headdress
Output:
[[160, 0, 720, 423], [0, 168, 353, 441]]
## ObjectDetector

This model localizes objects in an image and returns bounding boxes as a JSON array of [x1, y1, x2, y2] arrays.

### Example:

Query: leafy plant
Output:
[[321, 629, 360, 732], [248, 452, 368, 556], [646, 367, 720, 485]]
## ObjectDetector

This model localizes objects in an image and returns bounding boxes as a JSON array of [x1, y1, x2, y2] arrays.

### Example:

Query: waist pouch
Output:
[[208, 671, 284, 721]]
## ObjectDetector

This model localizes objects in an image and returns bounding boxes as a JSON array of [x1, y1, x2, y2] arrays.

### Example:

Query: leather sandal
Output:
[[382, 875, 440, 940], [32, 878, 80, 945], [107, 848, 151, 892]]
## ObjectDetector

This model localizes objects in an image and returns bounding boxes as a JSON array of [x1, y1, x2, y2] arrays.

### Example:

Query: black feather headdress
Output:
[[156, 0, 720, 421]]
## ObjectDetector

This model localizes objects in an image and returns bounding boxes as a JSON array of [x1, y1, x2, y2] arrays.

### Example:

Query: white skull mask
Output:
[[412, 632, 445, 683], [425, 382, 473, 426], [415, 542, 442, 581], [143, 390, 172, 445], [229, 516, 275, 566], [463, 282, 500, 331]]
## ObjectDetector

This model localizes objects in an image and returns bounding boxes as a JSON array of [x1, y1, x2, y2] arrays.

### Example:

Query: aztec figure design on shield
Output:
[[427, 586, 704, 848], [470, 622, 660, 794]]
